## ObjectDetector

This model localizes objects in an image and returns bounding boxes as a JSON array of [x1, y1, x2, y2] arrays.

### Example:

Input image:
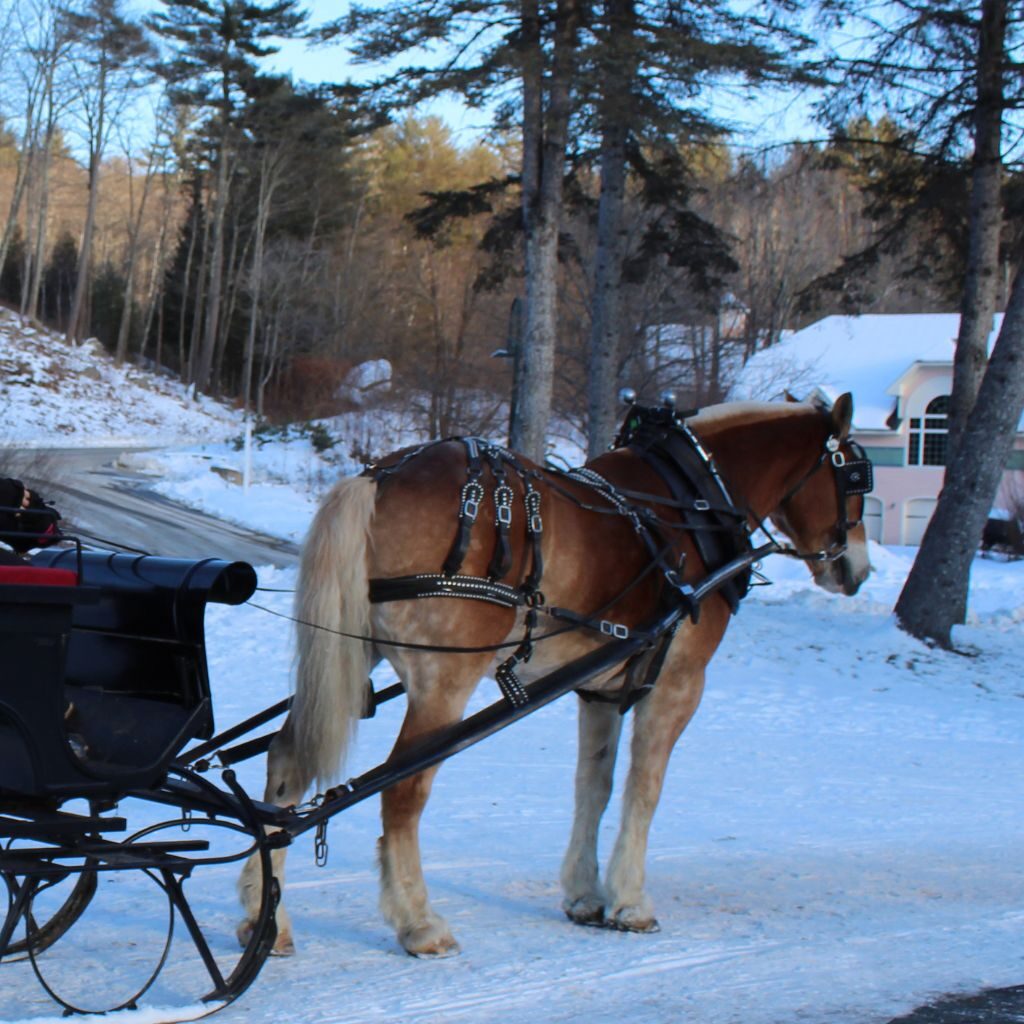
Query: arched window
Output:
[[908, 395, 949, 466]]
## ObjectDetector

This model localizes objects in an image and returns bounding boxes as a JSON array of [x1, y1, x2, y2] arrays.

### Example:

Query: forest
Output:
[[2, 0, 1024, 646], [2, 1, 1011, 433]]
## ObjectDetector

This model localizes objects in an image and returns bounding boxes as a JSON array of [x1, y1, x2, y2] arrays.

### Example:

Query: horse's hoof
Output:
[[607, 907, 660, 933], [401, 923, 461, 958], [563, 897, 606, 928], [237, 919, 296, 956], [236, 919, 254, 949]]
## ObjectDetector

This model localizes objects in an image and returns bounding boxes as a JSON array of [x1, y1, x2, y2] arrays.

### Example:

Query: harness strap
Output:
[[485, 447, 514, 580], [546, 605, 640, 641], [442, 438, 484, 577], [620, 621, 680, 713], [493, 606, 537, 708], [576, 619, 680, 714], [369, 573, 525, 609], [523, 483, 544, 595]]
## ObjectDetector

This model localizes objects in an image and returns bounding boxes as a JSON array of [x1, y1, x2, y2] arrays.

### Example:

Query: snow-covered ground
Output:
[[1, 314, 1023, 1024], [0, 310, 243, 448]]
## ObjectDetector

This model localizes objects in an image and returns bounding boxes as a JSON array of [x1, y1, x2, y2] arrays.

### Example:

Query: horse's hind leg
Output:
[[237, 719, 307, 955], [378, 652, 487, 958], [604, 648, 710, 933], [560, 697, 623, 926]]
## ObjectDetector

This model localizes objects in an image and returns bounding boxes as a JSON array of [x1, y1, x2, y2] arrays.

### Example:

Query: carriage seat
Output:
[[0, 551, 257, 800]]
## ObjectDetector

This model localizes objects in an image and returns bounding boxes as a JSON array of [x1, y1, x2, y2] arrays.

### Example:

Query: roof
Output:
[[730, 313, 1008, 431]]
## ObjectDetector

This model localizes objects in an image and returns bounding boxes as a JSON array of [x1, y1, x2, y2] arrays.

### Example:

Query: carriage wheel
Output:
[[28, 767, 279, 1015], [4, 769, 279, 1016], [25, 866, 175, 1015], [0, 867, 97, 959]]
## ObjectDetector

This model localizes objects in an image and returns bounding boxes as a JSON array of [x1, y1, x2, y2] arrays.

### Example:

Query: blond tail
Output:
[[291, 475, 377, 790]]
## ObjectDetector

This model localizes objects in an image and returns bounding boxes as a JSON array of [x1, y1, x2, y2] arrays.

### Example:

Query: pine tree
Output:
[[148, 0, 307, 393], [340, 1, 811, 457]]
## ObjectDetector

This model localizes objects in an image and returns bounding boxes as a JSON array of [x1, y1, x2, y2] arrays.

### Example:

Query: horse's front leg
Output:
[[604, 650, 709, 933], [378, 654, 485, 958], [560, 697, 623, 926]]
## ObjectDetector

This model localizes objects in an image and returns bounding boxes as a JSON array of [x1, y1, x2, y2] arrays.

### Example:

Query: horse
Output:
[[238, 393, 872, 957]]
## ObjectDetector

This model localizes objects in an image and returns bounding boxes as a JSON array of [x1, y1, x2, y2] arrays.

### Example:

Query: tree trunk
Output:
[[195, 138, 230, 392], [66, 146, 102, 342], [948, 0, 1006, 458], [115, 149, 158, 363], [212, 210, 246, 393], [178, 199, 200, 378], [24, 133, 53, 321], [187, 204, 212, 384], [586, 0, 636, 459], [0, 133, 35, 285], [511, 0, 580, 462], [67, 58, 108, 344], [137, 188, 172, 365], [895, 257, 1024, 647], [243, 165, 273, 413]]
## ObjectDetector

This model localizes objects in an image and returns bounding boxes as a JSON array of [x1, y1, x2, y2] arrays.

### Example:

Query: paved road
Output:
[[14, 447, 300, 568], [888, 984, 1024, 1023]]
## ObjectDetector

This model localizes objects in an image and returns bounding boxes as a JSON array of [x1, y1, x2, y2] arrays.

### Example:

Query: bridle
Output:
[[771, 433, 874, 564]]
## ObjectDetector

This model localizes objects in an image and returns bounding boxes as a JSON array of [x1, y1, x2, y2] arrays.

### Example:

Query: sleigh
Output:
[[0, 396, 872, 1016]]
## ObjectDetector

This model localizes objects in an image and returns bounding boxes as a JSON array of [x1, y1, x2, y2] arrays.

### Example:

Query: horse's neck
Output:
[[690, 408, 824, 522]]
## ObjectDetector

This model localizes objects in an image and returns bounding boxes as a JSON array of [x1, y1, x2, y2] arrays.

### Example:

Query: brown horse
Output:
[[238, 395, 871, 957]]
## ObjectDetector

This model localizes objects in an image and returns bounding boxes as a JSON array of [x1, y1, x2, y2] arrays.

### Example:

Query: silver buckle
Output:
[[600, 620, 630, 640]]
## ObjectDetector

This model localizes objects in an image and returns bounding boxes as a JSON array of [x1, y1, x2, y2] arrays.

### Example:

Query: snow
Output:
[[337, 359, 393, 406], [729, 313, 1018, 431], [1, 314, 1023, 1024], [0, 310, 244, 447]]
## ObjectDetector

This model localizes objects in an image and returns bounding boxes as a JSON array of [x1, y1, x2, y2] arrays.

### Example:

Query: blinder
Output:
[[828, 438, 874, 500]]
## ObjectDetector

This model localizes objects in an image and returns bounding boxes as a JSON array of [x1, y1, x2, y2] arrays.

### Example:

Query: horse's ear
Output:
[[783, 390, 800, 403], [831, 392, 854, 438]]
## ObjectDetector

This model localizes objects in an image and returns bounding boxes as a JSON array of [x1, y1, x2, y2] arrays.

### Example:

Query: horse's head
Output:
[[768, 393, 873, 596]]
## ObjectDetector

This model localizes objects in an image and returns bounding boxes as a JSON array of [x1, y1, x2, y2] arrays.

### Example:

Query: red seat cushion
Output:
[[0, 566, 78, 587]]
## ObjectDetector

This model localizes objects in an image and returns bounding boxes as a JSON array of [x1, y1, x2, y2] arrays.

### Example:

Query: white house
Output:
[[730, 313, 1024, 546]]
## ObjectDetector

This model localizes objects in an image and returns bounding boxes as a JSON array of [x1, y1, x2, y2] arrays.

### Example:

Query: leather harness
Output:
[[362, 402, 872, 713]]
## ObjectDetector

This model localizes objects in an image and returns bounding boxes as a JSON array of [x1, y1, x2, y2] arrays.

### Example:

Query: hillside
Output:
[[0, 308, 242, 447]]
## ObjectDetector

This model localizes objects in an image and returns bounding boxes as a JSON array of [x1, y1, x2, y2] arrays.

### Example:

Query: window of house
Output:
[[908, 395, 950, 466]]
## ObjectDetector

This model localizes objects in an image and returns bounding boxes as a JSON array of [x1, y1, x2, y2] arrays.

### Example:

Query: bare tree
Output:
[[63, 0, 151, 344], [11, 0, 74, 321], [113, 105, 173, 363]]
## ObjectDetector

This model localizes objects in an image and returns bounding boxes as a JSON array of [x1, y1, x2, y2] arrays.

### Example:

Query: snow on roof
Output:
[[729, 313, 1006, 431]]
